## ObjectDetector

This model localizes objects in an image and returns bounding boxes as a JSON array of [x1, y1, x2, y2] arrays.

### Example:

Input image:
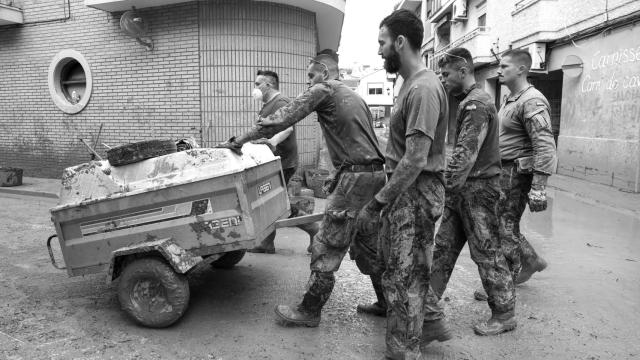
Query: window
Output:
[[48, 50, 93, 114], [368, 83, 383, 95], [478, 13, 486, 28]]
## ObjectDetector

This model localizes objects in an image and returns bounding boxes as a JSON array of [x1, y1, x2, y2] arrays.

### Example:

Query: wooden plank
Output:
[[274, 213, 324, 228]]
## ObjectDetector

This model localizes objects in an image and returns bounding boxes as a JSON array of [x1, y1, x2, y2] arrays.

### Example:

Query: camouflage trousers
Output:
[[300, 170, 386, 314], [378, 173, 444, 360], [424, 177, 515, 321], [499, 164, 542, 281]]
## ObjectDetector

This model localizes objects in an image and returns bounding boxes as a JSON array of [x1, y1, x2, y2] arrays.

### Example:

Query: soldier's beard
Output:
[[383, 48, 401, 74]]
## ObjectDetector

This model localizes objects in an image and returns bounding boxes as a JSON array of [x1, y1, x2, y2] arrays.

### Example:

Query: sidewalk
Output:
[[0, 177, 60, 199], [1, 175, 639, 218], [548, 174, 640, 218]]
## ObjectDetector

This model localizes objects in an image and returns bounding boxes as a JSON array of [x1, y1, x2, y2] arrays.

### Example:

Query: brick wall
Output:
[[198, 0, 321, 167], [0, 0, 322, 178], [0, 0, 201, 178]]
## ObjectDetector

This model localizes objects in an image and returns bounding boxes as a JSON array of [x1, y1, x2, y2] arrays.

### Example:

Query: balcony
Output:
[[429, 0, 454, 23], [397, 0, 422, 12], [431, 26, 493, 70], [0, 2, 23, 25], [85, 0, 345, 50]]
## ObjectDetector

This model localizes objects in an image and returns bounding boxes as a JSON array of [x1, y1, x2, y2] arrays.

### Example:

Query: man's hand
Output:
[[251, 138, 276, 153], [528, 185, 547, 212], [215, 137, 243, 156], [355, 198, 385, 235]]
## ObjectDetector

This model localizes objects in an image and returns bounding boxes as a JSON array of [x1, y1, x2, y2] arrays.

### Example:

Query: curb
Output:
[[0, 188, 59, 199], [547, 184, 640, 220]]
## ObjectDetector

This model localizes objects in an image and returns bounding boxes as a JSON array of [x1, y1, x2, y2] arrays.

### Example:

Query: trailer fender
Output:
[[108, 238, 202, 282]]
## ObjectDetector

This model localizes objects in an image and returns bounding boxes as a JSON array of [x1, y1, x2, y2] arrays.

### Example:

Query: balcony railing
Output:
[[0, 2, 23, 25], [431, 26, 493, 71]]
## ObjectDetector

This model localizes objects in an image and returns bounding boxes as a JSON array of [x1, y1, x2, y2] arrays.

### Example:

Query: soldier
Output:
[[246, 69, 318, 254], [355, 10, 448, 359], [422, 47, 517, 337], [474, 49, 556, 301], [216, 50, 387, 327]]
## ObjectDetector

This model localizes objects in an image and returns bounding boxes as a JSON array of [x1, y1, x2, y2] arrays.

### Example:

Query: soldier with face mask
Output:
[[217, 50, 387, 328], [246, 70, 319, 255]]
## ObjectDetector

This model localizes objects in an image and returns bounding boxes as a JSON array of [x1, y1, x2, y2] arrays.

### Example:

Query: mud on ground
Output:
[[1, 192, 639, 359]]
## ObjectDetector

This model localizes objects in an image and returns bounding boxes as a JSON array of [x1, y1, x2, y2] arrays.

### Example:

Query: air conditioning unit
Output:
[[527, 42, 547, 70], [452, 0, 468, 22]]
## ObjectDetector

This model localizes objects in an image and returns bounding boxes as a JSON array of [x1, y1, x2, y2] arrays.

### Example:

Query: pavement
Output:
[[2, 172, 639, 359], [3, 174, 639, 218]]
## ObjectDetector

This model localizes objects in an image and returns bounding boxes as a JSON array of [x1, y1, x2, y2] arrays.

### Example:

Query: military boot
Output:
[[274, 304, 320, 327], [516, 257, 548, 284], [357, 275, 387, 317], [422, 318, 453, 345], [473, 315, 517, 336], [275, 291, 324, 327]]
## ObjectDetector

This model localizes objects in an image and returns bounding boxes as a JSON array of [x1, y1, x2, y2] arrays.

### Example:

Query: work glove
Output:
[[355, 198, 385, 235], [528, 185, 547, 212], [251, 138, 276, 153], [215, 137, 243, 156]]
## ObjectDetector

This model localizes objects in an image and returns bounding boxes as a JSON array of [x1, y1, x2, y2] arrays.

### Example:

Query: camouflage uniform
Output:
[[304, 170, 386, 313], [378, 69, 449, 359], [378, 174, 444, 359], [498, 85, 557, 280], [424, 85, 515, 321], [239, 79, 387, 317]]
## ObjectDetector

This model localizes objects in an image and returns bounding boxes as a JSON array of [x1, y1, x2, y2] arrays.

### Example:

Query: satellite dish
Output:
[[120, 9, 154, 51]]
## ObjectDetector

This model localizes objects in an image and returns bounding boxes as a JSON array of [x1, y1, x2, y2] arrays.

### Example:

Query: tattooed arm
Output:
[[234, 84, 331, 144], [374, 133, 432, 204]]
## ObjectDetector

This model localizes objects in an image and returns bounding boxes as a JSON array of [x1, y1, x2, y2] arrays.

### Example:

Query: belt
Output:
[[342, 163, 384, 172]]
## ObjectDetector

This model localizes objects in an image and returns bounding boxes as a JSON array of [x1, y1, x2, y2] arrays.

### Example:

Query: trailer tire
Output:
[[211, 250, 246, 269], [107, 139, 177, 167], [118, 257, 190, 328]]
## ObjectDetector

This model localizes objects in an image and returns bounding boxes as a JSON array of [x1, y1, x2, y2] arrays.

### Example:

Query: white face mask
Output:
[[252, 88, 263, 101]]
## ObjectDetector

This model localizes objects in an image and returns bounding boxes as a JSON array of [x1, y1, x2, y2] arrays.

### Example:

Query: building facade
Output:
[[0, 0, 345, 177], [399, 0, 640, 192], [356, 69, 395, 120]]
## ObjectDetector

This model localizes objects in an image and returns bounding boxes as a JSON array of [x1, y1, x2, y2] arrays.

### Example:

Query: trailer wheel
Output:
[[211, 250, 246, 269], [107, 139, 177, 167], [118, 257, 189, 328]]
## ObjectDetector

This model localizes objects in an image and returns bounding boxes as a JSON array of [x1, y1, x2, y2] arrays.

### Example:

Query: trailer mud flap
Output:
[[107, 238, 202, 282]]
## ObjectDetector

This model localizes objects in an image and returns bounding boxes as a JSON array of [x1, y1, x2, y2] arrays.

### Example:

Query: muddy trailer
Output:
[[47, 144, 292, 327]]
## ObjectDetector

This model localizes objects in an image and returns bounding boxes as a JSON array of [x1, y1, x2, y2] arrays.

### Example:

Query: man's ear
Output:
[[395, 35, 405, 50]]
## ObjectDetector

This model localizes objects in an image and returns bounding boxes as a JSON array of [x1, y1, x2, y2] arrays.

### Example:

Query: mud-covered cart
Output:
[[47, 143, 291, 327]]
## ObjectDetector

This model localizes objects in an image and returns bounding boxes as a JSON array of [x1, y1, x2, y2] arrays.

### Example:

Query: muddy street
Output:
[[0, 189, 639, 360]]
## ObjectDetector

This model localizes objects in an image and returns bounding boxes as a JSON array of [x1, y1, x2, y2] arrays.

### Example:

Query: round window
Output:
[[48, 50, 93, 114]]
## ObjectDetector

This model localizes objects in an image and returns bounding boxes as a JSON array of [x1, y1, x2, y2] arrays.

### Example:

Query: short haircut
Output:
[[311, 50, 340, 79], [379, 9, 424, 51], [502, 49, 532, 70], [256, 70, 280, 89], [437, 47, 474, 72], [317, 48, 339, 63]]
